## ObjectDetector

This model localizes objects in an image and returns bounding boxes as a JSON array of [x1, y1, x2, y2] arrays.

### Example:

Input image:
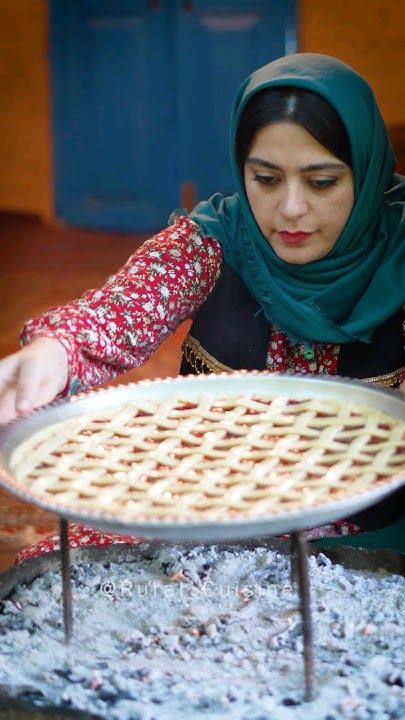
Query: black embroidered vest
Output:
[[180, 262, 405, 386]]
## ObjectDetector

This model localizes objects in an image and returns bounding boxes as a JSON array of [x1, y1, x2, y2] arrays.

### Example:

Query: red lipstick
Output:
[[279, 231, 313, 244]]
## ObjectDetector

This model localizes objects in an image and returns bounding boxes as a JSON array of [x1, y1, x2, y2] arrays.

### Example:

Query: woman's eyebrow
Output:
[[246, 157, 347, 172]]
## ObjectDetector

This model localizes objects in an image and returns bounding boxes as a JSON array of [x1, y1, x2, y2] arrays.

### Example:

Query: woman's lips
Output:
[[278, 231, 313, 244]]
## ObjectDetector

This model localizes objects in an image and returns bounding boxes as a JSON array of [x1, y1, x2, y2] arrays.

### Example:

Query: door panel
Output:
[[50, 0, 296, 231], [177, 0, 296, 202], [51, 0, 176, 230]]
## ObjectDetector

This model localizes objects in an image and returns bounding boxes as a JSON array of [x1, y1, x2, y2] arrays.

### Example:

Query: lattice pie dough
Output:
[[9, 394, 405, 521]]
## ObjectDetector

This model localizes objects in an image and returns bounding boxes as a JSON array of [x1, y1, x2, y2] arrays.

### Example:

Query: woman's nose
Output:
[[278, 183, 308, 219]]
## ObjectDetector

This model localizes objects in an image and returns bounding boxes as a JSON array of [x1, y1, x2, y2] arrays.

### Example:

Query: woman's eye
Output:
[[309, 178, 337, 189], [253, 174, 278, 185]]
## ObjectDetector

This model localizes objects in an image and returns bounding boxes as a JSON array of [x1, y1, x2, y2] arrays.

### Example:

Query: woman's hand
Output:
[[0, 337, 69, 424], [401, 380, 405, 397]]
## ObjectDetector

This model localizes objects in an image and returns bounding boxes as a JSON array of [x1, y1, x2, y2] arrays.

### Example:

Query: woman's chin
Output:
[[268, 239, 329, 265]]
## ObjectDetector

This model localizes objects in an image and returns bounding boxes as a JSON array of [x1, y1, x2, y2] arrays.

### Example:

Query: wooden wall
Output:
[[0, 0, 403, 220], [0, 1, 52, 219], [300, 0, 403, 126]]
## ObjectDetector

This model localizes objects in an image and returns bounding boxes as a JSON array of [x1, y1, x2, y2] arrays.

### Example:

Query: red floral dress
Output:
[[15, 217, 363, 564]]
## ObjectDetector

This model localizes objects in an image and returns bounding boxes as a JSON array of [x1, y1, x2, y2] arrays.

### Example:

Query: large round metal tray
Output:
[[0, 372, 404, 540]]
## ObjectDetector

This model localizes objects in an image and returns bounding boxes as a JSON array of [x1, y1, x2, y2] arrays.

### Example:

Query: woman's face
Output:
[[243, 122, 354, 264]]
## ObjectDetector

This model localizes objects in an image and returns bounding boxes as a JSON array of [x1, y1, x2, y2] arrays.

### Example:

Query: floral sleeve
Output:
[[20, 217, 222, 394]]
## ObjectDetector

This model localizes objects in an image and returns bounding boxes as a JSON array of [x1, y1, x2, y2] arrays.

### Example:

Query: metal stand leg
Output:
[[290, 533, 299, 585], [60, 517, 73, 643], [291, 531, 314, 702]]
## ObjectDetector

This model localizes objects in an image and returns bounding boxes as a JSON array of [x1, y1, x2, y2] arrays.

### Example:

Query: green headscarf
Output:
[[189, 53, 405, 343]]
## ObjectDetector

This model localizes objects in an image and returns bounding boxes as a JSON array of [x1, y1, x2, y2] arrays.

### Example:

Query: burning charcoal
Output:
[[204, 622, 217, 638], [13, 589, 35, 605], [88, 671, 103, 690], [337, 576, 354, 590], [158, 635, 179, 654], [170, 680, 189, 696], [316, 553, 332, 568], [371, 610, 386, 624], [72, 566, 86, 583], [111, 680, 140, 701], [148, 669, 163, 682], [161, 561, 174, 574], [331, 621, 345, 638], [184, 546, 205, 559], [98, 682, 119, 702], [368, 655, 391, 677], [195, 697, 214, 710], [23, 605, 46, 626], [178, 632, 194, 648], [182, 567, 204, 588], [68, 666, 88, 683], [3, 629, 30, 646], [49, 581, 62, 596], [282, 696, 301, 706], [111, 701, 144, 719], [148, 625, 162, 636], [87, 573, 103, 588], [1, 600, 22, 616], [267, 635, 280, 649], [352, 710, 369, 720], [384, 671, 404, 687], [342, 654, 362, 668], [221, 651, 235, 664], [1, 545, 403, 718], [16, 685, 46, 701], [226, 686, 239, 702], [156, 548, 182, 565], [177, 616, 194, 629]]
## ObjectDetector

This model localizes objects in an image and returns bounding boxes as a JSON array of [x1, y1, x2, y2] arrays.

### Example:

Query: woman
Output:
[[0, 53, 404, 560]]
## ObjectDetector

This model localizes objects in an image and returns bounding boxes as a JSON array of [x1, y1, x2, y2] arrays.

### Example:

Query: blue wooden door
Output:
[[177, 0, 296, 204], [50, 0, 296, 232]]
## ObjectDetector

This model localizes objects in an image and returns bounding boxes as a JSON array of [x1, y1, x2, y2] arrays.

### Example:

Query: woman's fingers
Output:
[[0, 352, 20, 389], [0, 338, 69, 424], [0, 388, 19, 425], [14, 350, 51, 414], [0, 354, 20, 423]]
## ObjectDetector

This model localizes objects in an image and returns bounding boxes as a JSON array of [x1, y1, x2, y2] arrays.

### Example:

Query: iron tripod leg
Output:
[[291, 530, 315, 702], [290, 533, 299, 584], [60, 517, 73, 643]]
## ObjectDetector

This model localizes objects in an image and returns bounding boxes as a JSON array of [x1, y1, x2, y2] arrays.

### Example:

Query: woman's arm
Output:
[[0, 217, 221, 422]]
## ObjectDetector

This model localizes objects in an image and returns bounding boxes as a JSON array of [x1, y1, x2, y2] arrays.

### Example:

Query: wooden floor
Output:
[[0, 213, 189, 571]]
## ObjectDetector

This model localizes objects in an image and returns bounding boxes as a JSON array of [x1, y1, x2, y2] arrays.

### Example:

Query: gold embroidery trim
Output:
[[362, 366, 405, 388], [182, 335, 232, 374], [182, 334, 405, 388]]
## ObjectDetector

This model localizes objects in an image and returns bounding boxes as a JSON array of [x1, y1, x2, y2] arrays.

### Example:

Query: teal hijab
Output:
[[189, 53, 405, 344]]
